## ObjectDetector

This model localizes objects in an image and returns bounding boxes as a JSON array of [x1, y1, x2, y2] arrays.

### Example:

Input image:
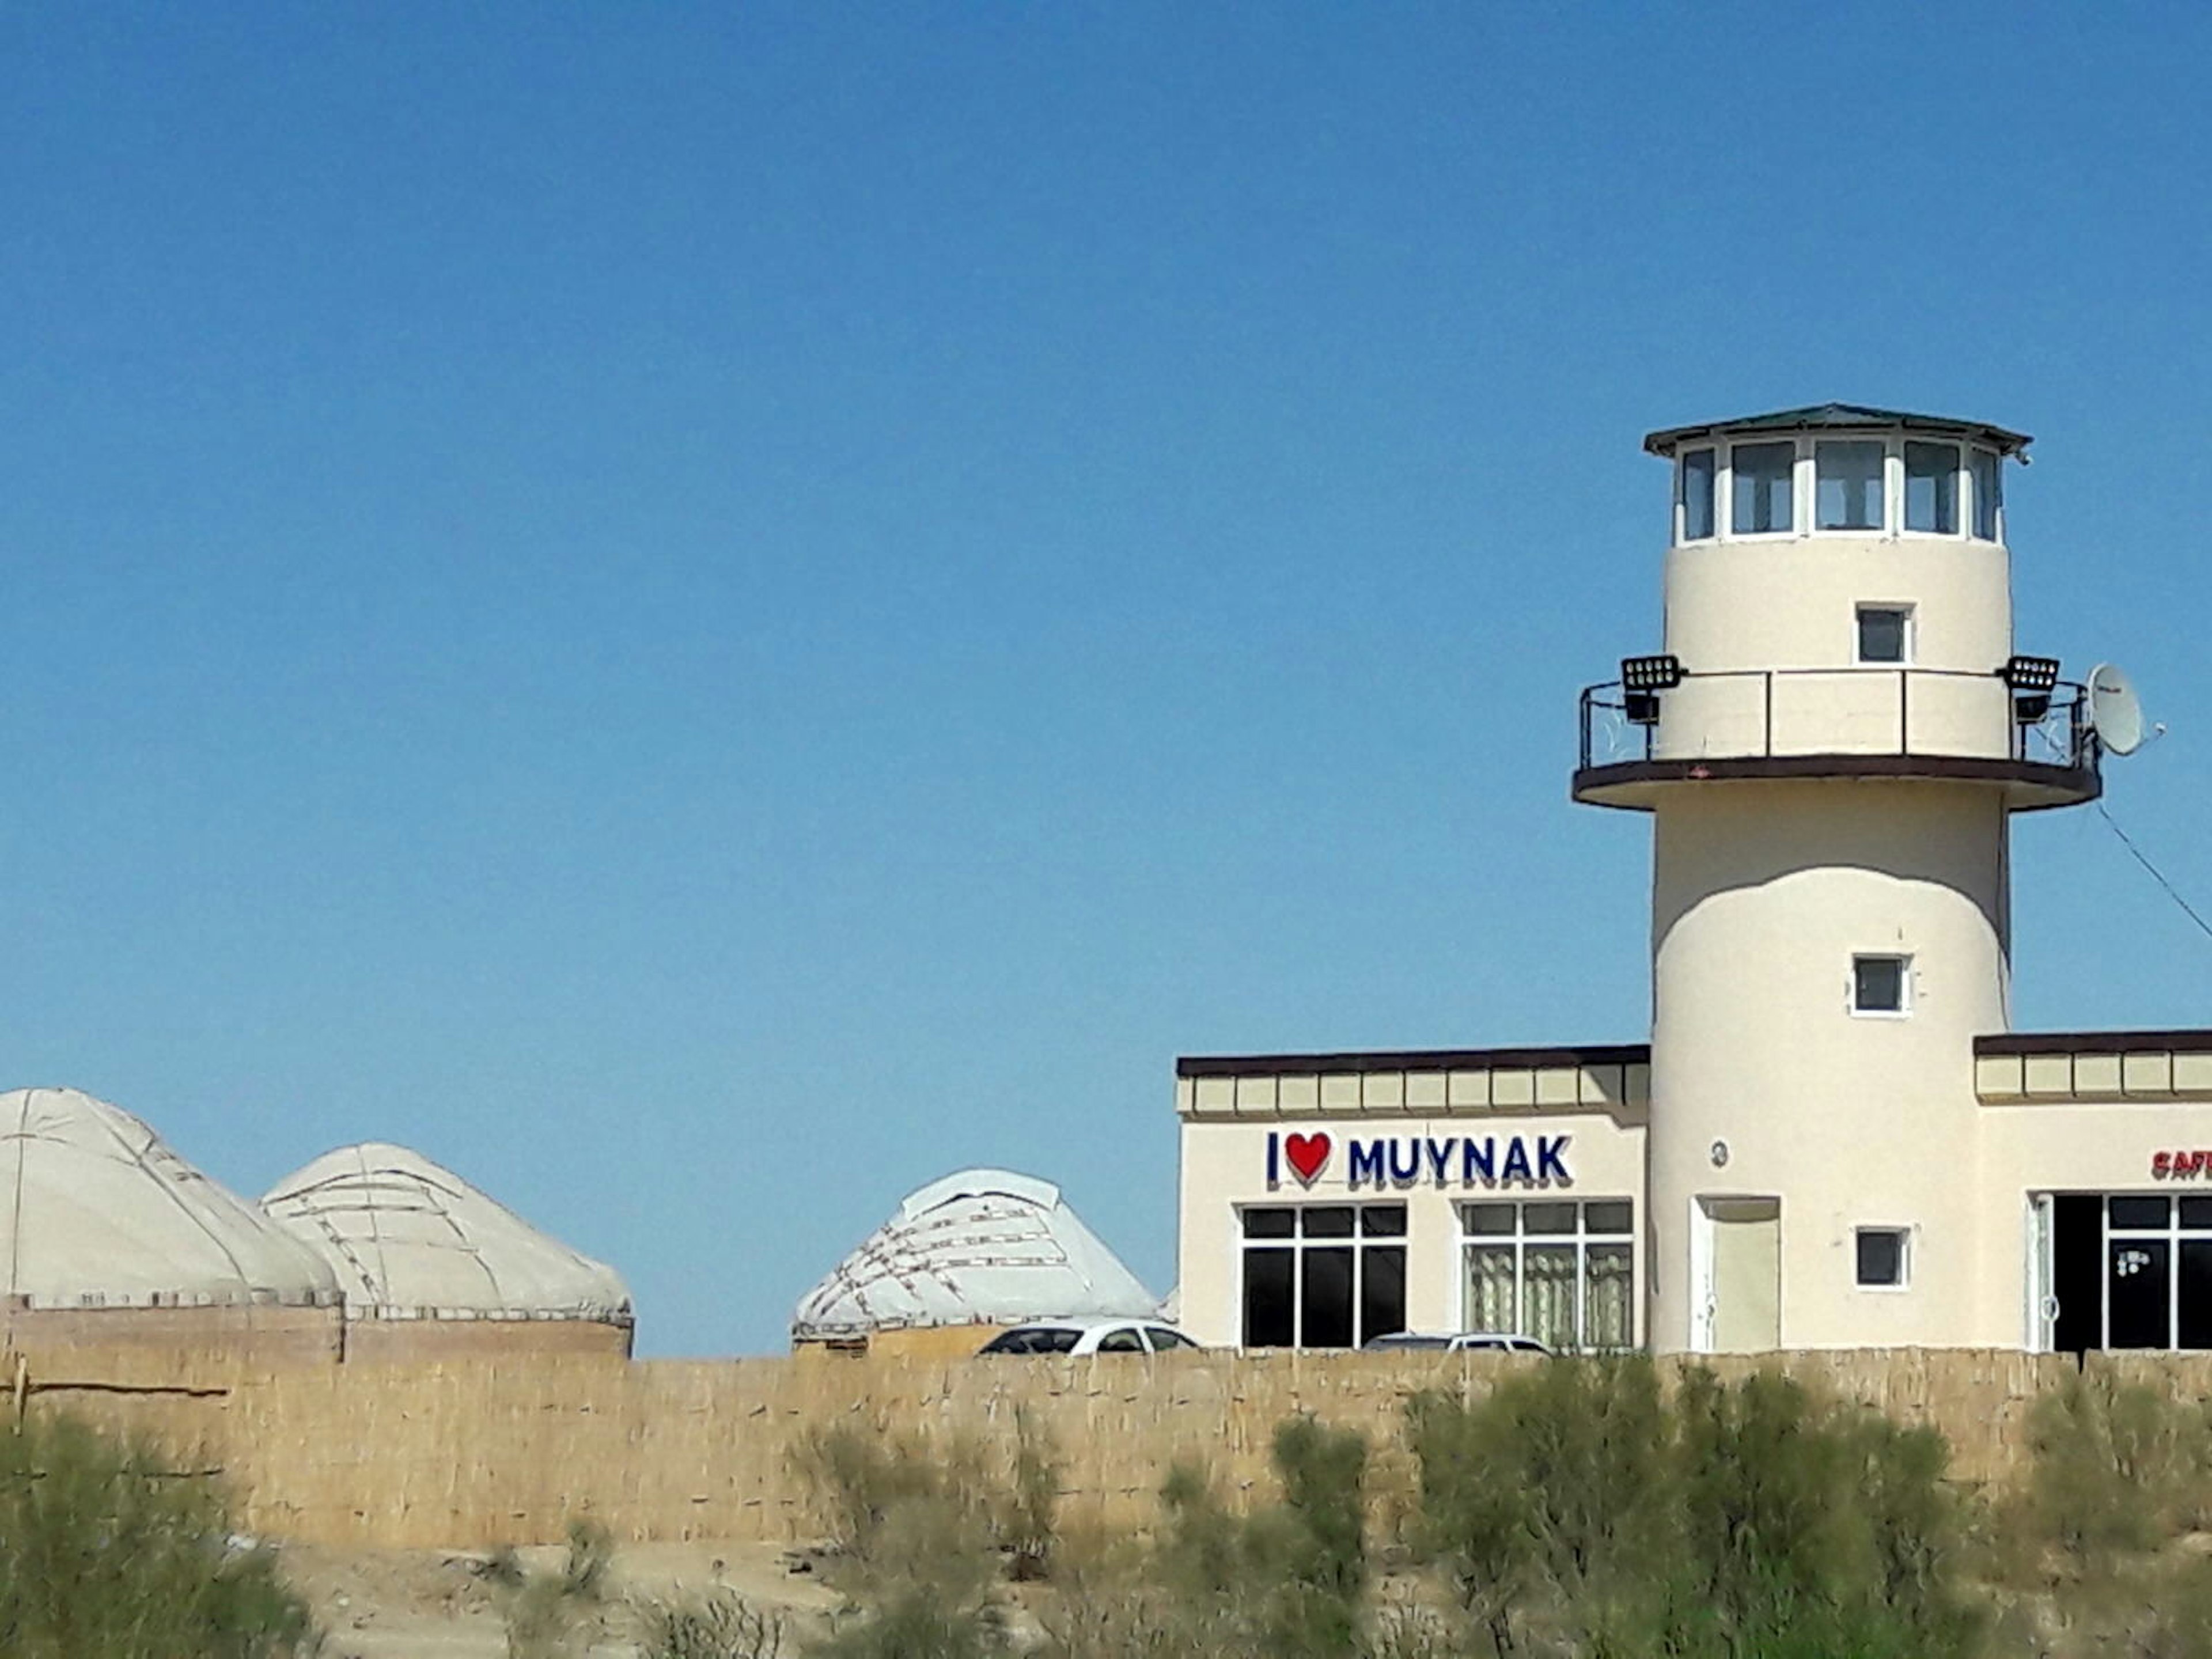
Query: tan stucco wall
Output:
[[1975, 1097, 2212, 1344], [1668, 532, 2008, 664], [1176, 1109, 1648, 1348], [1647, 777, 2012, 1353], [1660, 521, 2013, 764]]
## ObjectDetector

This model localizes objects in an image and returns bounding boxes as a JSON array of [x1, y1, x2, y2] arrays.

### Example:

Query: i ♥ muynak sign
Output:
[[1266, 1130, 1572, 1189]]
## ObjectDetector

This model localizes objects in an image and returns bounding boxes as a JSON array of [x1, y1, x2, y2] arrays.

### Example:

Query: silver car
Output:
[[977, 1318, 1203, 1355], [1361, 1331, 1554, 1354]]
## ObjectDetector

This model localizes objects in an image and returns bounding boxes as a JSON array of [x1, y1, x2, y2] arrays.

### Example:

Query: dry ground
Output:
[[280, 1538, 843, 1658]]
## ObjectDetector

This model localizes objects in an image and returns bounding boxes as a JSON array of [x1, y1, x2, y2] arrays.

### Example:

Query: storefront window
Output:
[[1240, 1204, 1407, 1350], [1459, 1199, 1635, 1350], [2105, 1195, 2212, 1351]]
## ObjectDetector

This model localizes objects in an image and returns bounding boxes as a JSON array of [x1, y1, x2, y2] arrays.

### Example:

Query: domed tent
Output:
[[791, 1168, 1159, 1357], [261, 1143, 634, 1360], [0, 1086, 342, 1365]]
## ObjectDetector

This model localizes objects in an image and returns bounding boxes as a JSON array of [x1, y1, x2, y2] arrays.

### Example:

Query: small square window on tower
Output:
[[1856, 605, 1912, 664], [1851, 954, 1910, 1015], [1855, 1227, 1910, 1289]]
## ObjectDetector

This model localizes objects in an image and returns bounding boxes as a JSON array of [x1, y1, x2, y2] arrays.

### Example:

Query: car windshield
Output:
[[1145, 1327, 1197, 1350], [983, 1327, 1083, 1355]]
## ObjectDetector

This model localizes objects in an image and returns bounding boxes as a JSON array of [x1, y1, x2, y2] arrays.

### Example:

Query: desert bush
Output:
[[499, 1517, 616, 1659], [2012, 1367, 2209, 1565], [792, 1425, 1010, 1657], [1139, 1417, 1376, 1659], [0, 1411, 318, 1659], [1005, 1407, 1060, 1581], [1985, 1366, 2212, 1656], [1407, 1357, 1979, 1658], [637, 1586, 787, 1659]]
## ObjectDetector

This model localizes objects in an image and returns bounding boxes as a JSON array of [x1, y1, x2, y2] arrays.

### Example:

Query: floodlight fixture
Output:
[[2002, 654, 2061, 692], [2002, 654, 2061, 725], [1622, 654, 1684, 692]]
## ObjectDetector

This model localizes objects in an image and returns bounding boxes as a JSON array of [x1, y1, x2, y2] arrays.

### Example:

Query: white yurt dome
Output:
[[792, 1168, 1158, 1341], [260, 1143, 631, 1322], [0, 1086, 339, 1309]]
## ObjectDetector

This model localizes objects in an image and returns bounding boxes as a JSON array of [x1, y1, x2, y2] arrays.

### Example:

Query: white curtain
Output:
[[1464, 1246, 1516, 1333], [1585, 1244, 1633, 1349], [1524, 1246, 1577, 1350]]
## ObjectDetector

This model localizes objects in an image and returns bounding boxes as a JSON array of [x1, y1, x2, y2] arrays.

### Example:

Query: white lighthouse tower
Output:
[[1575, 406, 2103, 1352]]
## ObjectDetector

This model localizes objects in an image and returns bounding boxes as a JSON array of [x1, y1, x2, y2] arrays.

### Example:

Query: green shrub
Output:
[[2014, 1368, 2207, 1564], [497, 1517, 616, 1658], [1406, 1358, 1980, 1659], [1005, 1407, 1060, 1582], [0, 1411, 318, 1659], [1989, 1366, 2212, 1656], [1142, 1418, 1375, 1659], [791, 1426, 1009, 1657]]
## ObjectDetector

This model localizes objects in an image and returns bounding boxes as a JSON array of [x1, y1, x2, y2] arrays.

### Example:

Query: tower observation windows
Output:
[[1816, 441, 1884, 530], [1971, 448, 2002, 540], [1679, 448, 1716, 541], [1673, 432, 2008, 543], [1905, 442, 1960, 533], [1730, 442, 1794, 535]]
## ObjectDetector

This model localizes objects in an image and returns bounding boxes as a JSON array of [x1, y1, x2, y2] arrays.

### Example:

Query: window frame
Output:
[[1968, 446, 2003, 543], [1855, 603, 1914, 665], [1902, 440, 1963, 536], [1236, 1202, 1408, 1351], [1850, 953, 1912, 1018], [1726, 439, 1799, 539], [1676, 447, 1718, 544], [1455, 1198, 1638, 1351], [1854, 1225, 1912, 1291], [2103, 1195, 2212, 1351], [1687, 429, 2004, 546], [1813, 438, 1889, 534]]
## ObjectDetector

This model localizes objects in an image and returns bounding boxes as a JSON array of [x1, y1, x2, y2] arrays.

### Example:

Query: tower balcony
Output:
[[1573, 664, 2101, 811]]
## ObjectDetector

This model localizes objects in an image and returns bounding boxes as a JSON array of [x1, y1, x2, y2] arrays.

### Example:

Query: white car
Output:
[[976, 1317, 1202, 1355], [1361, 1331, 1554, 1355]]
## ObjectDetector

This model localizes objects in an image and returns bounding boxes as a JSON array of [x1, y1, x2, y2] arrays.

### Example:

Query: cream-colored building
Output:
[[1176, 404, 2202, 1356]]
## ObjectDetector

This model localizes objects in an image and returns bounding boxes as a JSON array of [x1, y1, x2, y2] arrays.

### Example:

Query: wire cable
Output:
[[2096, 800, 2212, 944]]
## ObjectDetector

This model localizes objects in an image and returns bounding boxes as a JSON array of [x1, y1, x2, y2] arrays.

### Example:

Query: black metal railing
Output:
[[1577, 665, 2096, 775]]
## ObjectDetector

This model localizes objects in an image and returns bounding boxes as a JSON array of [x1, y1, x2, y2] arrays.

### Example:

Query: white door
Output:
[[1696, 1196, 1781, 1353], [2026, 1193, 2056, 1352]]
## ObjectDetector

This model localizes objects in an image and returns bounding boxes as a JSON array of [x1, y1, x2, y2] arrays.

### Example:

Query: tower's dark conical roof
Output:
[[1643, 404, 2030, 459]]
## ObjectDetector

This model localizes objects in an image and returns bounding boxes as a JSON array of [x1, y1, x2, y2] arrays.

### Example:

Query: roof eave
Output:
[[1643, 408, 2032, 460]]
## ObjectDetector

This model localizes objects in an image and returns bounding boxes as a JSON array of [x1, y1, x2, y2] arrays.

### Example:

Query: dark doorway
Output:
[[2051, 1194, 2103, 1356]]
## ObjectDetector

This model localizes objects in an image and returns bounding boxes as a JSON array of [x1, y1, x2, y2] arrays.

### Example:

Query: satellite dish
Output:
[[2088, 662, 2146, 756]]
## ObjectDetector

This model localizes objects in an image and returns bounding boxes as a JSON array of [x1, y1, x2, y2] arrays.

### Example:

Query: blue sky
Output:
[[3, 3, 2207, 1355]]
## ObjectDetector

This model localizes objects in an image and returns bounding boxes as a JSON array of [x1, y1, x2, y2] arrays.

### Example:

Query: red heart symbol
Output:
[[1284, 1132, 1331, 1184]]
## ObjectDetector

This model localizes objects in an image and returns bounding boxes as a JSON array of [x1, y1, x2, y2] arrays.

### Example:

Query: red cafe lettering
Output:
[[2153, 1150, 2212, 1179]]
